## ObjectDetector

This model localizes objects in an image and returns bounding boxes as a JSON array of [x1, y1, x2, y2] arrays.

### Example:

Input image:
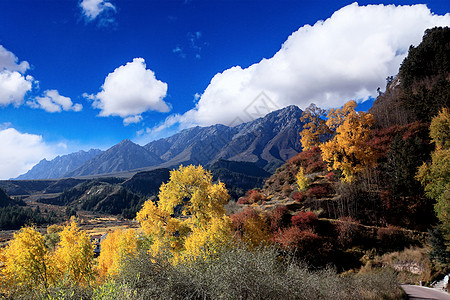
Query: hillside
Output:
[[228, 27, 449, 278]]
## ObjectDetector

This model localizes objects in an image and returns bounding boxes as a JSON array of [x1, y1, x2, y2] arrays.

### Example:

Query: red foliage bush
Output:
[[274, 226, 321, 252], [230, 207, 260, 238], [306, 185, 329, 198], [237, 189, 266, 205], [289, 147, 324, 171], [325, 171, 335, 181], [237, 197, 250, 205], [305, 160, 327, 174], [292, 191, 303, 202], [269, 206, 290, 232], [249, 190, 265, 202], [291, 212, 318, 230]]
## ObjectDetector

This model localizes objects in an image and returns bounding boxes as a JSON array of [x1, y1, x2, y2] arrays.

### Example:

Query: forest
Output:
[[0, 27, 448, 299]]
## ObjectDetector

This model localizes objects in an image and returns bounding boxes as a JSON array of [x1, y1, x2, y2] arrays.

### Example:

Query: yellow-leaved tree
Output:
[[300, 103, 330, 150], [0, 226, 55, 296], [320, 100, 376, 182], [136, 165, 233, 263], [53, 218, 95, 286], [296, 167, 309, 192], [97, 229, 139, 278]]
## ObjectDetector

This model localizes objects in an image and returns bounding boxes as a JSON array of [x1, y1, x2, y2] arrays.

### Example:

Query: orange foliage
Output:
[[230, 207, 271, 249]]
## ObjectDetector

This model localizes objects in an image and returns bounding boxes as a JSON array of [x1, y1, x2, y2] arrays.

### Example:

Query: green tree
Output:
[[417, 108, 450, 236]]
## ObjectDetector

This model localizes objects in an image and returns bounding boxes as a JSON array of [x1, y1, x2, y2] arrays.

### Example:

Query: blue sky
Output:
[[0, 0, 449, 179]]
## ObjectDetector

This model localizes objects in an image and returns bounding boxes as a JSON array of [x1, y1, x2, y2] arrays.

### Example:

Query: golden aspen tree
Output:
[[325, 100, 358, 131], [97, 229, 139, 278], [183, 215, 233, 261], [300, 103, 330, 150], [53, 218, 95, 286], [296, 167, 309, 191], [0, 227, 55, 295], [136, 165, 233, 262], [320, 100, 376, 182]]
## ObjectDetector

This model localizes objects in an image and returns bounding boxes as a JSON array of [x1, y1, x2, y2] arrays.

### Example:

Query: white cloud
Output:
[[0, 46, 33, 107], [28, 90, 82, 113], [0, 45, 30, 73], [0, 126, 56, 179], [123, 115, 143, 125], [80, 0, 116, 21], [174, 3, 450, 127], [86, 58, 169, 123], [0, 72, 33, 107]]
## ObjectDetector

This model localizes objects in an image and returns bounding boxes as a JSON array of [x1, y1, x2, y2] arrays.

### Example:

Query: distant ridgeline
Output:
[[16, 105, 304, 180]]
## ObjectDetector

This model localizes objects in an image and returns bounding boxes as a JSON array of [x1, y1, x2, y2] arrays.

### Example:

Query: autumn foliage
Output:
[[0, 219, 95, 297], [136, 165, 233, 263]]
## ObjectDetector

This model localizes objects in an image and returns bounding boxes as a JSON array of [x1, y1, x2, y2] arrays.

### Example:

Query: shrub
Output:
[[237, 189, 266, 205], [109, 245, 405, 300], [306, 185, 329, 198], [291, 212, 318, 230], [305, 160, 327, 174], [325, 171, 335, 181], [292, 191, 303, 202], [269, 206, 290, 232], [230, 207, 271, 249], [273, 227, 322, 255], [377, 225, 409, 251], [335, 217, 359, 247], [282, 185, 293, 197], [237, 196, 250, 205]]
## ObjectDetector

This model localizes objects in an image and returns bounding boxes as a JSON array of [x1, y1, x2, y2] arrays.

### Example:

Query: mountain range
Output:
[[16, 105, 304, 180]]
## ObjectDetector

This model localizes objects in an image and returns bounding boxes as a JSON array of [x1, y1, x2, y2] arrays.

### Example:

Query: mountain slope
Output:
[[214, 105, 303, 170], [65, 140, 163, 177], [15, 149, 103, 180], [145, 105, 304, 171], [19, 105, 304, 179]]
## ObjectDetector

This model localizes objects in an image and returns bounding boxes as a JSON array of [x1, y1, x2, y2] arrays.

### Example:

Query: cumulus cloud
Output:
[[80, 0, 116, 21], [174, 3, 450, 128], [28, 90, 82, 113], [86, 58, 169, 124], [0, 126, 56, 179], [0, 46, 30, 73], [0, 46, 33, 107]]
